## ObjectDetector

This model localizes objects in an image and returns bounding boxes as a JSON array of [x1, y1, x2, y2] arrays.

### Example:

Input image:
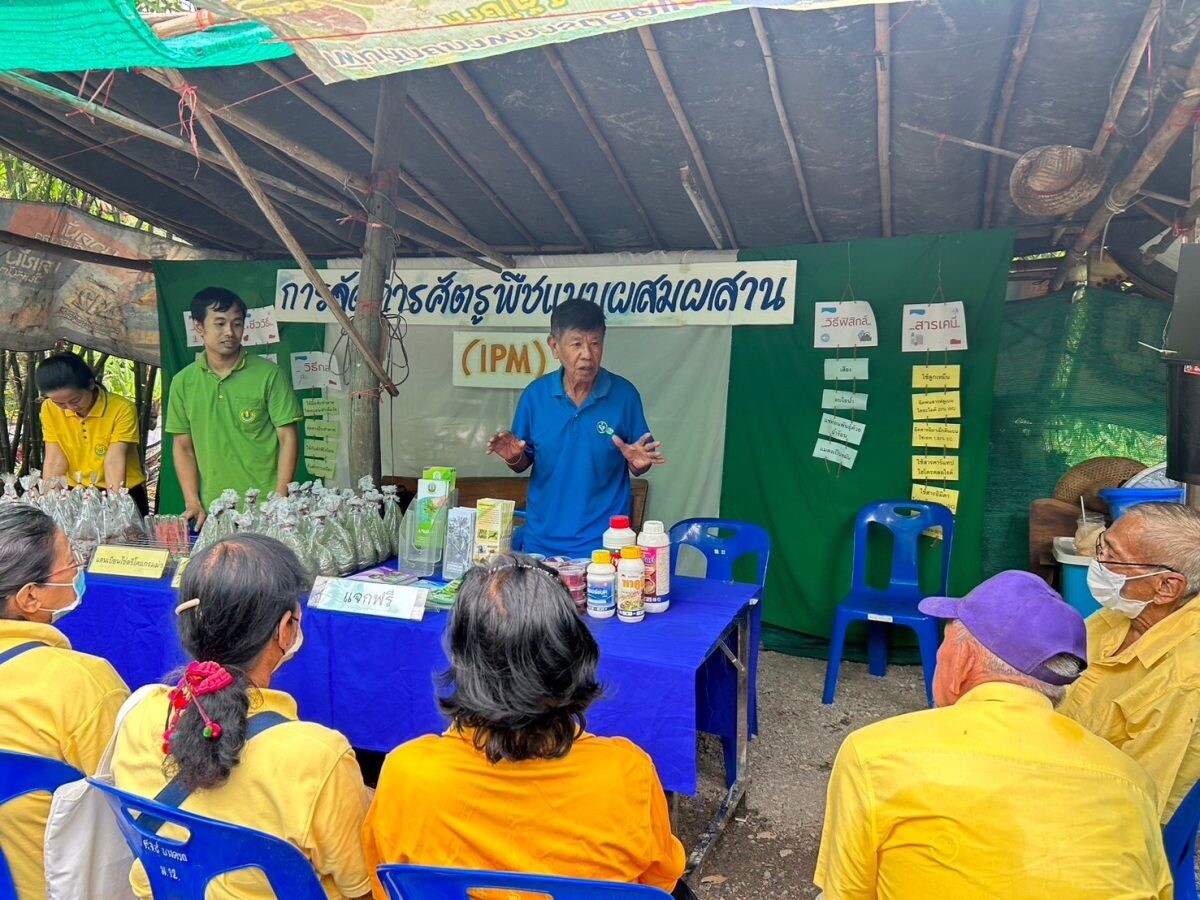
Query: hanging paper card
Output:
[[184, 307, 279, 348], [912, 364, 961, 389], [304, 439, 337, 460], [818, 413, 866, 446], [913, 483, 960, 514], [824, 358, 870, 381], [912, 455, 960, 481], [821, 389, 868, 411], [912, 391, 961, 420], [902, 301, 968, 352], [291, 352, 343, 391], [812, 438, 858, 469], [306, 458, 336, 479], [302, 398, 339, 416], [912, 422, 961, 449], [306, 419, 340, 440], [814, 301, 878, 349]]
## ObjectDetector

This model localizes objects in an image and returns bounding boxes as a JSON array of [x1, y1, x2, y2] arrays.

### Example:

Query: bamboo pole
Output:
[[1093, 0, 1162, 156], [874, 4, 893, 237], [164, 69, 399, 397], [899, 123, 1022, 159]]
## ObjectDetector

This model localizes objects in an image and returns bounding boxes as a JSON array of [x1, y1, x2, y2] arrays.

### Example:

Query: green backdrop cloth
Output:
[[154, 259, 325, 516], [724, 231, 1014, 653], [0, 0, 290, 73], [982, 287, 1169, 575]]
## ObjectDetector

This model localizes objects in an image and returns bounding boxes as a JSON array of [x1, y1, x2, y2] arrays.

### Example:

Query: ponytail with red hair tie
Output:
[[162, 660, 233, 754]]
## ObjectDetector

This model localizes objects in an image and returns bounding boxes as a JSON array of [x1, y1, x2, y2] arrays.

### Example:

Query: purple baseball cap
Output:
[[918, 570, 1087, 686]]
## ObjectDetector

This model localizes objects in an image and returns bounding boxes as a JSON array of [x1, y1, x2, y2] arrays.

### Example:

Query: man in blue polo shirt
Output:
[[487, 299, 665, 557]]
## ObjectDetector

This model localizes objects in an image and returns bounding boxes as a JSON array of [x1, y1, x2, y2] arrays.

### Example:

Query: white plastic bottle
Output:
[[617, 546, 645, 624], [638, 520, 671, 613], [586, 550, 616, 619], [603, 515, 636, 554]]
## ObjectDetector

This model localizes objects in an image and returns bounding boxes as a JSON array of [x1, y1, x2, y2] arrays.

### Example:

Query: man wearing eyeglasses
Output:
[[1059, 501, 1200, 823]]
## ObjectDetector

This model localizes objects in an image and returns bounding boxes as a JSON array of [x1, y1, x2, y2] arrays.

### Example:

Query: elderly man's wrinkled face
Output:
[[1095, 515, 1167, 604], [549, 328, 604, 386], [932, 620, 969, 708]]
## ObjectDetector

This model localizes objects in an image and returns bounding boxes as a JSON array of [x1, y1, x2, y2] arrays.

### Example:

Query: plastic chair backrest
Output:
[[87, 778, 327, 900], [0, 751, 82, 900], [849, 500, 955, 598], [1163, 779, 1200, 890], [377, 864, 674, 899], [668, 518, 770, 588]]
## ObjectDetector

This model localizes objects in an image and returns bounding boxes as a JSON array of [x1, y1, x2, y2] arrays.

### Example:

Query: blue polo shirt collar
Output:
[[550, 368, 612, 409]]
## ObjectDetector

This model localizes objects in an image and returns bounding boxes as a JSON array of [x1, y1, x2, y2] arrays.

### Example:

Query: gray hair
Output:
[[1125, 503, 1200, 597], [0, 505, 59, 613], [958, 626, 1083, 706]]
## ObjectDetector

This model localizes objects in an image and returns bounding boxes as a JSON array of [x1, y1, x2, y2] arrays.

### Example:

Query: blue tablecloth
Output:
[[62, 571, 758, 794]]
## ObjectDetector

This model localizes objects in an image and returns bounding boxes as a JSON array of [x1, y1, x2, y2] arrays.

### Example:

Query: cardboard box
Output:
[[473, 498, 515, 563]]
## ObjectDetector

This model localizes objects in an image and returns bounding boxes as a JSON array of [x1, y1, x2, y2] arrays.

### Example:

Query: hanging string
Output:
[[66, 70, 116, 125]]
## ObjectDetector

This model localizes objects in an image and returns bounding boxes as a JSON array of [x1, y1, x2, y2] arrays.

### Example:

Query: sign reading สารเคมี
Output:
[[274, 259, 797, 327]]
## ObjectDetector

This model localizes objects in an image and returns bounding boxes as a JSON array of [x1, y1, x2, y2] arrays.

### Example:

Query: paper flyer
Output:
[[812, 437, 858, 469], [912, 391, 961, 421], [912, 455, 960, 481], [302, 397, 339, 417], [901, 301, 968, 352], [814, 301, 878, 349], [912, 364, 961, 389], [818, 413, 866, 446], [291, 351, 343, 391], [913, 483, 959, 514], [911, 422, 961, 449], [823, 358, 869, 381], [821, 389, 868, 412]]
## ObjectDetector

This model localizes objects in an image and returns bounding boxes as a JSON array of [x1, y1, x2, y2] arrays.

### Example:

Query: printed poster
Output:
[[901, 301, 968, 353], [814, 300, 878, 349]]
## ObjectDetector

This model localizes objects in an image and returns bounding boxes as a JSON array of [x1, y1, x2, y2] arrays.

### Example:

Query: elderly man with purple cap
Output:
[[814, 570, 1170, 900]]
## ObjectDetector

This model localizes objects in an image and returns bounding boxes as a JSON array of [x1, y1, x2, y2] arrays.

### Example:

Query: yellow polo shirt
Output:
[[111, 685, 371, 899], [815, 682, 1171, 900], [40, 387, 145, 489], [363, 729, 685, 899], [0, 620, 129, 900], [1061, 601, 1200, 823]]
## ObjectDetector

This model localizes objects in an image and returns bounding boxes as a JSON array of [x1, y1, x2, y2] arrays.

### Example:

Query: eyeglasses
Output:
[[1094, 533, 1180, 573]]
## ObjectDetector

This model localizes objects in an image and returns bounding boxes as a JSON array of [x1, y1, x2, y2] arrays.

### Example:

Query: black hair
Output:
[[0, 506, 58, 615], [190, 287, 248, 326], [168, 534, 307, 790], [438, 553, 602, 763], [35, 352, 96, 394], [549, 298, 606, 340]]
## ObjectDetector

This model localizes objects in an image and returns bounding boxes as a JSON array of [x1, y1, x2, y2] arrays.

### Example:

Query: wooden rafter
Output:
[[1093, 0, 1162, 156], [542, 45, 662, 249], [450, 63, 593, 252], [638, 26, 737, 247], [981, 0, 1040, 228], [873, 4, 893, 238], [749, 9, 824, 243]]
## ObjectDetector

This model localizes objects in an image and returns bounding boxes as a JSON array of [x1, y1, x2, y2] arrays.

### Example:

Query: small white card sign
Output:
[[823, 358, 869, 381], [291, 352, 343, 391], [814, 301, 878, 349], [308, 576, 427, 621], [818, 413, 866, 446], [184, 308, 280, 348], [901, 301, 968, 352], [821, 389, 868, 411], [812, 437, 858, 469]]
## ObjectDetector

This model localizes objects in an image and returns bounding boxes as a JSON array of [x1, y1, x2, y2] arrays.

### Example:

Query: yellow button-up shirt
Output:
[[1060, 601, 1200, 823], [815, 682, 1171, 900]]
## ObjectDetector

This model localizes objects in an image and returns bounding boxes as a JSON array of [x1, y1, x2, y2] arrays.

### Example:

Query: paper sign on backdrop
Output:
[[912, 365, 961, 389], [813, 301, 878, 349], [306, 419, 340, 440], [821, 389, 868, 412], [818, 413, 866, 446], [823, 358, 869, 381], [306, 458, 336, 479], [291, 352, 343, 391], [912, 422, 961, 449], [184, 307, 279, 348], [912, 455, 960, 481], [912, 391, 961, 420], [902, 301, 968, 352], [812, 438, 858, 469], [452, 331, 551, 389], [913, 483, 960, 515], [302, 398, 339, 417], [304, 440, 337, 460]]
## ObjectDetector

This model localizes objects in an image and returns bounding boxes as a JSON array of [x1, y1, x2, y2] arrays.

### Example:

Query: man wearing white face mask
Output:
[[0, 504, 129, 899], [1059, 501, 1200, 823]]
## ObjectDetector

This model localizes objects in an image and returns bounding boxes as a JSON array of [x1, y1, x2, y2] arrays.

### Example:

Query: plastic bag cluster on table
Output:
[[0, 470, 145, 561], [193, 477, 401, 578]]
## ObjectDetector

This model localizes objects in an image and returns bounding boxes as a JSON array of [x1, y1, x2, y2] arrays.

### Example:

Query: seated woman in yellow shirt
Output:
[[0, 505, 129, 899], [36, 351, 148, 515], [111, 534, 372, 900], [363, 554, 691, 899]]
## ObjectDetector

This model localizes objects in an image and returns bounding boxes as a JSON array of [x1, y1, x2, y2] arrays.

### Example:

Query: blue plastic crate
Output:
[[1099, 486, 1185, 520]]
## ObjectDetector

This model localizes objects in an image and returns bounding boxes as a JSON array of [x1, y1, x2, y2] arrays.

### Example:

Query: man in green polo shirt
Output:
[[167, 287, 302, 526]]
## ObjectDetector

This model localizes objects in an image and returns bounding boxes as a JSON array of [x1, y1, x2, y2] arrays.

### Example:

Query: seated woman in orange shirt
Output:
[[111, 534, 372, 899], [363, 553, 691, 898]]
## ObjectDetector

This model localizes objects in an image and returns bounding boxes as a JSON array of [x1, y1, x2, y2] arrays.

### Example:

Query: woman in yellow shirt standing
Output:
[[363, 554, 690, 899], [111, 534, 373, 900], [36, 351, 148, 515]]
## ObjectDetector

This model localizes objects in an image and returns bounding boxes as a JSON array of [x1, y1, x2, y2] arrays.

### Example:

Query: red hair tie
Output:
[[162, 661, 233, 753]]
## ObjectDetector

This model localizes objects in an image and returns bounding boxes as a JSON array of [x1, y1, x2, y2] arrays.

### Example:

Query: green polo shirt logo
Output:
[[239, 407, 261, 425]]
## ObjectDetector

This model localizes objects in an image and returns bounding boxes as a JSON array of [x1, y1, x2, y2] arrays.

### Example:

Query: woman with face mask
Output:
[[0, 504, 129, 898], [110, 534, 373, 900]]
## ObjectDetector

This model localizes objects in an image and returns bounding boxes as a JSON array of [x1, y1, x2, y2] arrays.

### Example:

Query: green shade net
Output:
[[0, 0, 291, 72], [725, 231, 1013, 658], [982, 287, 1170, 575], [154, 259, 327, 516]]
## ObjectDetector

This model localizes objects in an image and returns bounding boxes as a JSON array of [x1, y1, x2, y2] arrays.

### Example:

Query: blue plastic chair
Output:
[[0, 750, 83, 900], [378, 864, 674, 898], [821, 500, 955, 707], [1163, 780, 1200, 900], [670, 518, 771, 788], [87, 778, 327, 900]]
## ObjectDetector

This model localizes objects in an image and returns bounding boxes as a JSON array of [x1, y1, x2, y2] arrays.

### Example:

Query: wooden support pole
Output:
[[163, 68, 399, 397], [1051, 51, 1200, 291], [1093, 0, 1161, 156], [749, 8, 824, 243], [899, 122, 1022, 159], [874, 4, 893, 238], [639, 26, 737, 248], [981, 0, 1039, 228]]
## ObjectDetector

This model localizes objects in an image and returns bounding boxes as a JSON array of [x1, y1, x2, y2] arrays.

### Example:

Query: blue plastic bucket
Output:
[[1098, 487, 1186, 520]]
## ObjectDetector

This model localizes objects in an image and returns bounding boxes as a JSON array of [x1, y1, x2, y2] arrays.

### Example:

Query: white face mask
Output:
[[1087, 559, 1160, 618], [274, 618, 303, 671]]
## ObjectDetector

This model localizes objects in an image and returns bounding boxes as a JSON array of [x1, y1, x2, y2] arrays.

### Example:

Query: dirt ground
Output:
[[675, 651, 929, 897]]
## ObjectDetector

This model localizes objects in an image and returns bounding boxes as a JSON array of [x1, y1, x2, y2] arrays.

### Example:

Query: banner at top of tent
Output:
[[203, 0, 909, 84]]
